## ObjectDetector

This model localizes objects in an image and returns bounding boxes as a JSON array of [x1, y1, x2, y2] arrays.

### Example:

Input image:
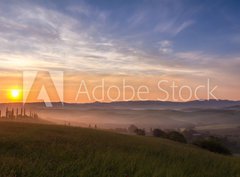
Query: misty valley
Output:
[[1, 100, 240, 155]]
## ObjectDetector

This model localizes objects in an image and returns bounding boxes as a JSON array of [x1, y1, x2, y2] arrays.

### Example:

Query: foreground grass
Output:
[[0, 122, 239, 177]]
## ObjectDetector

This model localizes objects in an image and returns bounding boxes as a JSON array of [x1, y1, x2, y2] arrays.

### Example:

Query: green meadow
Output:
[[0, 122, 239, 177]]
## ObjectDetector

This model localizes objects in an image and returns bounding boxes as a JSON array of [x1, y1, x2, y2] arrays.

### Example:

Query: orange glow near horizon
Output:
[[0, 72, 240, 103]]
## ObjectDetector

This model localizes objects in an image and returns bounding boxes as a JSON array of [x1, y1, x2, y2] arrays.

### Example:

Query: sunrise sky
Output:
[[0, 0, 240, 103]]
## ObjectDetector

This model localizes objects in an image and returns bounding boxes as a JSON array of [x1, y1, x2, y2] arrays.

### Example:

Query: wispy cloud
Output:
[[158, 40, 173, 54], [173, 20, 195, 35], [155, 19, 194, 35], [66, 3, 91, 17]]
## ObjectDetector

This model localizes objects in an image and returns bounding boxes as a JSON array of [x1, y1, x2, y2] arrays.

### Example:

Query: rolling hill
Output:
[[0, 122, 239, 177]]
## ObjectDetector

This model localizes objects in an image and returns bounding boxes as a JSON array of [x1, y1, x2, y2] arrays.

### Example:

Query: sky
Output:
[[0, 0, 240, 103]]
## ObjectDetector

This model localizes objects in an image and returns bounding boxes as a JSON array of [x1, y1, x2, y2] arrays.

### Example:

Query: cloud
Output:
[[159, 40, 172, 48], [173, 20, 195, 35], [155, 20, 194, 35], [67, 3, 90, 16], [0, 0, 238, 80], [127, 11, 146, 28], [0, 1, 139, 74], [158, 40, 173, 54], [0, 0, 239, 95], [172, 51, 240, 81], [148, 1, 196, 36]]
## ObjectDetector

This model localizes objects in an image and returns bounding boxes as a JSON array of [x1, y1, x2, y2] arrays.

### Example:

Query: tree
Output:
[[167, 131, 187, 143], [193, 138, 231, 155], [128, 124, 138, 133], [153, 129, 167, 138], [134, 128, 145, 136]]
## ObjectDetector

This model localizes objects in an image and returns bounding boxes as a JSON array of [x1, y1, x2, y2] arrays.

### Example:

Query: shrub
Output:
[[193, 138, 231, 155], [128, 124, 138, 133], [167, 131, 187, 143], [153, 129, 167, 138], [134, 128, 146, 136]]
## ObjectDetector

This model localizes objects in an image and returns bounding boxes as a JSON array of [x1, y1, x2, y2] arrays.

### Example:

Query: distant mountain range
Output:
[[1, 100, 240, 110]]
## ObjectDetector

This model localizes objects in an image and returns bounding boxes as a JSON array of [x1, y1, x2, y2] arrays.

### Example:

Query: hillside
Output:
[[0, 122, 239, 177]]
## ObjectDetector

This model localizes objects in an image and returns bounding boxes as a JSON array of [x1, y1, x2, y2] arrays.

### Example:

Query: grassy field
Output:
[[0, 122, 239, 177]]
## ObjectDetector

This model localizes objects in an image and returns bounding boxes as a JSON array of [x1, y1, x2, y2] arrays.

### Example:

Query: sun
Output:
[[8, 88, 22, 101], [11, 89, 20, 98]]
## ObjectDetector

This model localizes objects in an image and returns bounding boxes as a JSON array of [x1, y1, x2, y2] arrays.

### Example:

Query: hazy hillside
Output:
[[0, 122, 239, 177], [1, 100, 240, 129]]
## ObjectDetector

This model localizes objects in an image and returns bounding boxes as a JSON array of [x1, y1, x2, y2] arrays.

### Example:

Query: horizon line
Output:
[[1, 99, 240, 105]]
